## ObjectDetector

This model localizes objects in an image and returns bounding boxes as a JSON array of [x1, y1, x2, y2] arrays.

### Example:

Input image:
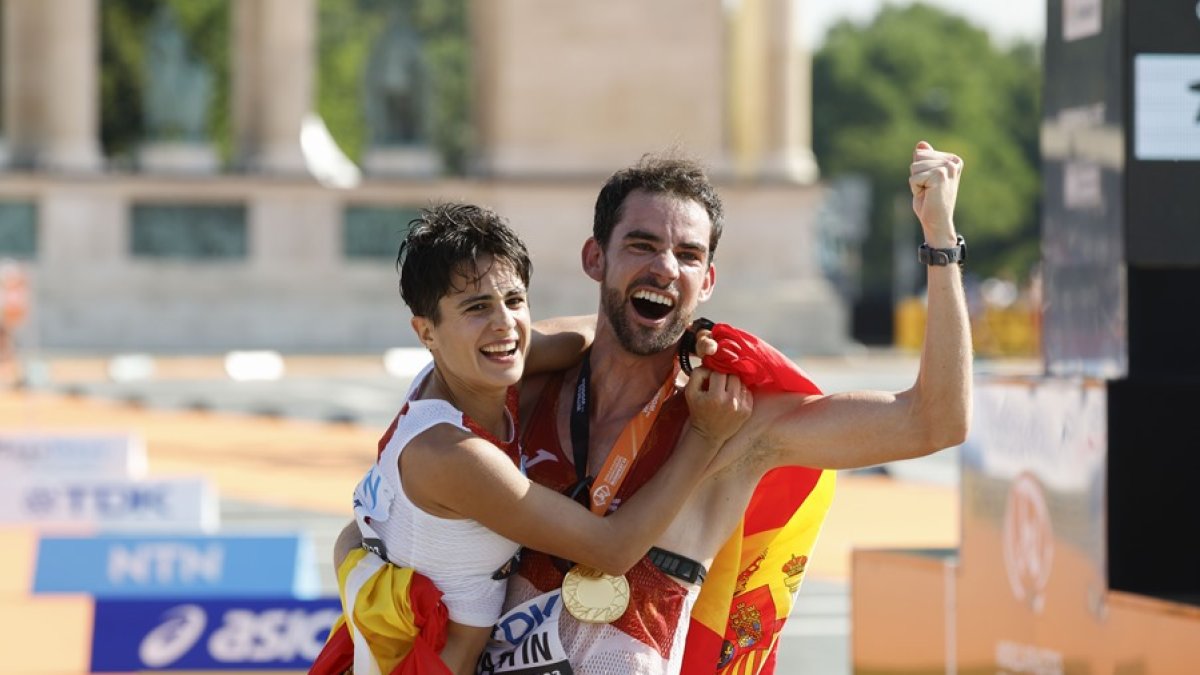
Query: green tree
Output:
[[812, 3, 1042, 293]]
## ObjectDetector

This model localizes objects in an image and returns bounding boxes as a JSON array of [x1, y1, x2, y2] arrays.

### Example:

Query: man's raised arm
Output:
[[742, 141, 971, 470], [907, 140, 971, 450]]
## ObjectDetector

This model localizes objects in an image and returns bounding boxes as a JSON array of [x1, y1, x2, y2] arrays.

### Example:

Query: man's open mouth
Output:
[[630, 289, 675, 320]]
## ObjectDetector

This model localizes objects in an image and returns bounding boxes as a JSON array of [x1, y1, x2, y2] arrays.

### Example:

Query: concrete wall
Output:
[[3, 174, 846, 356]]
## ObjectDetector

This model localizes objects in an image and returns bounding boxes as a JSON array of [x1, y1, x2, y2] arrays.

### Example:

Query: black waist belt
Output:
[[548, 544, 707, 584], [648, 546, 707, 584]]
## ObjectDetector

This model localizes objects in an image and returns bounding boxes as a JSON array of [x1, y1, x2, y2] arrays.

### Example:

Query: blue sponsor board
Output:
[[34, 534, 319, 598], [91, 597, 342, 672]]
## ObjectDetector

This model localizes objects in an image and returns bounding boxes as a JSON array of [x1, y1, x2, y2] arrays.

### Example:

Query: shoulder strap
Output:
[[379, 399, 469, 465]]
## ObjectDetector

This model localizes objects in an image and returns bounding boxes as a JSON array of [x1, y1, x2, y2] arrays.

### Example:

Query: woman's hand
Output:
[[684, 365, 753, 449]]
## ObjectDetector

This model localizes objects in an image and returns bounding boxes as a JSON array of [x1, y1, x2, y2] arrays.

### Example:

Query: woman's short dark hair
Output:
[[397, 202, 532, 322], [592, 153, 724, 261]]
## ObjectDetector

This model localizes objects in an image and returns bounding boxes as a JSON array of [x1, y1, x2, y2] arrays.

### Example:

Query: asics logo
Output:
[[139, 604, 207, 667]]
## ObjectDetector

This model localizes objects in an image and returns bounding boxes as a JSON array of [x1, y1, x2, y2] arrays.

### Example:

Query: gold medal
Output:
[[561, 565, 630, 624]]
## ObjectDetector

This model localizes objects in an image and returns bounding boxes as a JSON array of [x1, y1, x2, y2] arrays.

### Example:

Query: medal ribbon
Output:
[[571, 350, 678, 515]]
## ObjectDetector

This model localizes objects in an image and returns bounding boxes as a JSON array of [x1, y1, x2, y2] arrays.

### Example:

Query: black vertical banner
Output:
[[1041, 0, 1127, 377]]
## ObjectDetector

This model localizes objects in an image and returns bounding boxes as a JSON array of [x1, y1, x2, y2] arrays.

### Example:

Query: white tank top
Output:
[[351, 364, 522, 627]]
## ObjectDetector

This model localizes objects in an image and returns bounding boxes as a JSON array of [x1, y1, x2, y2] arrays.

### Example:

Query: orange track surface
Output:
[[2, 387, 958, 580]]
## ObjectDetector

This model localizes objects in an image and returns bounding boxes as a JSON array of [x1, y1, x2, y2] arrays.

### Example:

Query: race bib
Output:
[[478, 590, 572, 675]]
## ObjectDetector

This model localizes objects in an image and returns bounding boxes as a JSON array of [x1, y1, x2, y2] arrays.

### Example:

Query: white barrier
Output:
[[223, 350, 285, 382], [383, 347, 431, 379], [107, 354, 156, 382], [0, 433, 147, 478]]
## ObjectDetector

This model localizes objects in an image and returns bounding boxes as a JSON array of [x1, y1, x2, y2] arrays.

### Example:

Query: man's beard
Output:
[[601, 282, 689, 356]]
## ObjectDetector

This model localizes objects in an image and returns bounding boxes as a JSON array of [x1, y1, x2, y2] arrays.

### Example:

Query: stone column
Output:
[[2, 0, 104, 172], [726, 0, 768, 179], [758, 0, 818, 183], [231, 0, 315, 174], [468, 0, 725, 177]]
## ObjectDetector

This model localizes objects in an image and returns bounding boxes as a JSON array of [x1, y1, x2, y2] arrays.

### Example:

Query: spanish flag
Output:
[[309, 547, 451, 675], [681, 324, 835, 674]]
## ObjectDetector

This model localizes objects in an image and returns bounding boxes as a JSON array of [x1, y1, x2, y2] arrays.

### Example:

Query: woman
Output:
[[339, 202, 751, 674]]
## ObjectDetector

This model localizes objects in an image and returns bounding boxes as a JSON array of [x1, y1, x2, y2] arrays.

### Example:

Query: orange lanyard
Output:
[[570, 351, 677, 515]]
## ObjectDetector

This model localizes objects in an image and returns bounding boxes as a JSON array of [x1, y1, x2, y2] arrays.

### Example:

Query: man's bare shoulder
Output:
[[711, 389, 827, 476]]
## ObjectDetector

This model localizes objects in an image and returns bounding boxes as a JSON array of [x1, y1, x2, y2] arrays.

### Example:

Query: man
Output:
[[482, 141, 968, 674], [335, 141, 969, 674]]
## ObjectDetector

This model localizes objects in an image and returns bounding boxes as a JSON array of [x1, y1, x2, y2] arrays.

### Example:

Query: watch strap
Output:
[[918, 235, 966, 266]]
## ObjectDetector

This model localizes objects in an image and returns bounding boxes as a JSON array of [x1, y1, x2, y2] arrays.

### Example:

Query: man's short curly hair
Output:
[[592, 153, 724, 262], [397, 202, 532, 323]]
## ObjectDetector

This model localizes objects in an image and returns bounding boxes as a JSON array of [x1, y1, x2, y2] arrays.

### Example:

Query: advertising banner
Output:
[[90, 598, 341, 672], [1134, 54, 1200, 161], [956, 378, 1107, 673], [0, 476, 217, 531], [34, 534, 319, 598], [0, 433, 146, 478]]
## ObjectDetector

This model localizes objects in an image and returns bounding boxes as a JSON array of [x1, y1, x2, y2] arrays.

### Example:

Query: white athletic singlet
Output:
[[351, 363, 522, 628]]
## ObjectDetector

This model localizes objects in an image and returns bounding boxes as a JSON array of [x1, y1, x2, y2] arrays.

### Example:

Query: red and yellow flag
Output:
[[681, 324, 836, 674], [310, 548, 451, 675]]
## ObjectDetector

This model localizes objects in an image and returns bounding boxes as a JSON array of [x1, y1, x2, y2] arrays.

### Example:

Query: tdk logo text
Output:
[[3, 476, 216, 530], [494, 592, 560, 645], [25, 484, 167, 515]]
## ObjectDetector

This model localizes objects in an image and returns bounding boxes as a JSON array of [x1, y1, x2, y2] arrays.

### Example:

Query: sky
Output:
[[801, 0, 1047, 47]]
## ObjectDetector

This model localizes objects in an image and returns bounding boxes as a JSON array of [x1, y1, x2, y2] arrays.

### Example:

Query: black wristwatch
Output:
[[918, 235, 967, 267]]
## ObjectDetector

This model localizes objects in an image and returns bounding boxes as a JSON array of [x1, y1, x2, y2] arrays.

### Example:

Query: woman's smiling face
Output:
[[414, 254, 531, 393]]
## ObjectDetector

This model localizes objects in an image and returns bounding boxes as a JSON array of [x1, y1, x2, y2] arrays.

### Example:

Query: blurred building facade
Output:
[[0, 0, 848, 355]]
